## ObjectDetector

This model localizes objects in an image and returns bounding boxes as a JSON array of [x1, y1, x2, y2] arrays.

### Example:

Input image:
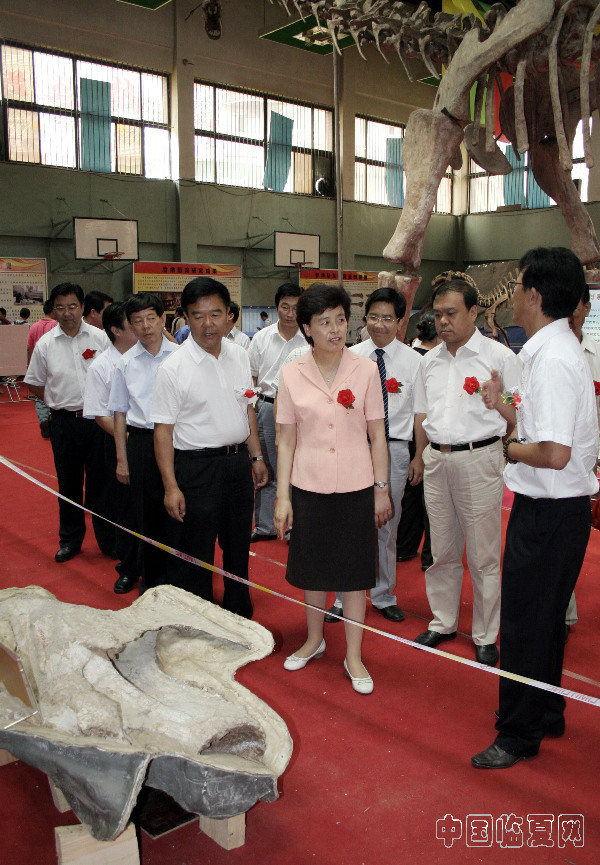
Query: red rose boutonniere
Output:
[[594, 380, 600, 396], [463, 376, 481, 395], [337, 389, 355, 412], [501, 391, 522, 408], [385, 378, 403, 395], [244, 389, 257, 399], [82, 348, 95, 360]]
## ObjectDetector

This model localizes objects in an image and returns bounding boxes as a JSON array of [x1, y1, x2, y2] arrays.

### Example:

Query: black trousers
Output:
[[49, 410, 114, 551], [495, 493, 591, 757], [126, 428, 168, 589], [165, 448, 254, 619], [104, 435, 140, 580], [396, 438, 432, 567]]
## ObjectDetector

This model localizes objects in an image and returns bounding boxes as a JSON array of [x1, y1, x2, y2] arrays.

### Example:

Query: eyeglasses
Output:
[[507, 281, 524, 291], [366, 314, 398, 324]]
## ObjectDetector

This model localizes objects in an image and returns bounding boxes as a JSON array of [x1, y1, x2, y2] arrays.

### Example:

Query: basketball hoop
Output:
[[102, 251, 124, 261]]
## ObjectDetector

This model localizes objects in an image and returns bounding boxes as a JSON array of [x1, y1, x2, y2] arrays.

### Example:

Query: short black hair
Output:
[[0, 308, 6, 315], [365, 286, 406, 320], [229, 300, 240, 324], [50, 282, 84, 306], [102, 302, 127, 343], [124, 293, 164, 320], [432, 279, 478, 312], [416, 310, 437, 341], [519, 247, 586, 319], [295, 283, 350, 346], [275, 282, 302, 307], [43, 299, 54, 315], [84, 290, 114, 317], [19, 307, 31, 319], [180, 276, 230, 313]]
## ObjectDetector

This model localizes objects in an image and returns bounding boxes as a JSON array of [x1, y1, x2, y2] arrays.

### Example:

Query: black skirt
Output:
[[285, 485, 376, 591]]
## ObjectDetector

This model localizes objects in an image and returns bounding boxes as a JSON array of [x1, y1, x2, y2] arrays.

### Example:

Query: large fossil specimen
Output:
[[275, 1, 600, 311], [0, 585, 292, 841]]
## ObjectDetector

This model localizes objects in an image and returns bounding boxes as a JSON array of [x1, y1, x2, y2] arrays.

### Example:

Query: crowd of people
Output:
[[21, 244, 599, 769]]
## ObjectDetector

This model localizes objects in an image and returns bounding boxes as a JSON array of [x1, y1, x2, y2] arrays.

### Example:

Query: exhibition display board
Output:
[[0, 259, 47, 325]]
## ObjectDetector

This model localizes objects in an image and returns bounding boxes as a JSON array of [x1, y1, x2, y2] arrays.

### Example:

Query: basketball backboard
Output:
[[73, 217, 139, 261], [274, 231, 320, 269]]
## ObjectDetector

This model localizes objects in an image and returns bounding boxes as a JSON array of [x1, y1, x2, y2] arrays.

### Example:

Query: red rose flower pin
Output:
[[463, 376, 481, 395], [501, 391, 522, 408], [385, 378, 403, 394], [82, 348, 95, 360], [594, 380, 600, 396], [337, 389, 355, 411], [244, 389, 256, 399]]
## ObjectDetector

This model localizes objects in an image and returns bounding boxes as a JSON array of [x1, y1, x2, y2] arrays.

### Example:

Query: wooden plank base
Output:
[[0, 749, 17, 766], [198, 813, 245, 850], [49, 779, 71, 813], [55, 823, 139, 865]]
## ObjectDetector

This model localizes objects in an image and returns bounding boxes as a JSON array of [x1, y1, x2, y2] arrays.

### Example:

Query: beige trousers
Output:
[[422, 440, 505, 645]]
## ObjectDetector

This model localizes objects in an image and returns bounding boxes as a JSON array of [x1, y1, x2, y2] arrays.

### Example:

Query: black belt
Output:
[[177, 443, 248, 458], [127, 425, 154, 435], [51, 408, 84, 417], [430, 435, 500, 453], [388, 438, 409, 443], [258, 394, 275, 404]]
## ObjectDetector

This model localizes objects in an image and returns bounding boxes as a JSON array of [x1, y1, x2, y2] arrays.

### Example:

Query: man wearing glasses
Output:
[[325, 286, 423, 623]]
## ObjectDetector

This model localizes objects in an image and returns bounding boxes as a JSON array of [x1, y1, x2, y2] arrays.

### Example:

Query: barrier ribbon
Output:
[[1, 453, 599, 710]]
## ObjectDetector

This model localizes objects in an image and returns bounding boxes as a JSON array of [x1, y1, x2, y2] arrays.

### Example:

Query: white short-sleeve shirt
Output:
[[83, 343, 122, 419], [108, 336, 178, 429], [248, 321, 308, 398]]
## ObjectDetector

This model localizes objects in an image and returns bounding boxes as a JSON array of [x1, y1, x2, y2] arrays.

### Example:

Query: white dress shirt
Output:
[[350, 337, 422, 440], [505, 319, 599, 499], [108, 336, 178, 429], [248, 322, 308, 398], [25, 321, 110, 411], [151, 336, 251, 450], [226, 326, 251, 350], [414, 328, 521, 444], [83, 343, 121, 419]]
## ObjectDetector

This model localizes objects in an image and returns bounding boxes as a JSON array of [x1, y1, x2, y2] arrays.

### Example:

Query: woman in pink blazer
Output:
[[275, 284, 391, 694]]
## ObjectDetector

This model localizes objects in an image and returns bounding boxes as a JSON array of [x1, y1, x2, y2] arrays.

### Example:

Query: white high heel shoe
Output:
[[284, 639, 326, 671], [344, 658, 373, 694]]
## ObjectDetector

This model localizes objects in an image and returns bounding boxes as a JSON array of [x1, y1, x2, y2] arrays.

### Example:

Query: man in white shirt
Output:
[[83, 291, 113, 329], [472, 247, 598, 769], [153, 277, 267, 619], [324, 287, 423, 623], [83, 302, 139, 594], [412, 274, 521, 665], [25, 282, 112, 563], [109, 293, 178, 592], [225, 301, 250, 350], [248, 283, 306, 541]]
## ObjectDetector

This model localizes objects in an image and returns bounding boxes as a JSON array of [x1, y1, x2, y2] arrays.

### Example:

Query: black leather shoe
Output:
[[250, 531, 277, 542], [414, 629, 456, 647], [375, 604, 405, 622], [55, 544, 81, 563], [324, 604, 343, 623], [114, 574, 138, 594], [471, 743, 532, 769], [396, 552, 418, 562], [475, 644, 499, 666]]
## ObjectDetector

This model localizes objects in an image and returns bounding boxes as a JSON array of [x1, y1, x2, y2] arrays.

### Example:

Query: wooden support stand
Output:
[[55, 823, 139, 865], [49, 779, 71, 813], [0, 748, 17, 766], [198, 813, 246, 850]]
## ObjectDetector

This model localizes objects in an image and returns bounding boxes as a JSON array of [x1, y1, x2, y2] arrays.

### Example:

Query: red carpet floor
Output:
[[1, 398, 599, 865]]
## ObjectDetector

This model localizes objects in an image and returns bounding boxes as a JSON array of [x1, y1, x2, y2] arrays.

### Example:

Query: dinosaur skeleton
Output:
[[274, 1, 600, 325]]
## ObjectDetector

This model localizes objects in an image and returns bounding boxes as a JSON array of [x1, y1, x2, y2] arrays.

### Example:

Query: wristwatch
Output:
[[374, 481, 388, 488], [251, 455, 264, 462]]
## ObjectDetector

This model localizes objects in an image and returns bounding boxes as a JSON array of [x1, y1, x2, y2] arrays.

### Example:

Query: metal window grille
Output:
[[354, 115, 453, 214], [0, 41, 170, 178], [194, 81, 334, 197]]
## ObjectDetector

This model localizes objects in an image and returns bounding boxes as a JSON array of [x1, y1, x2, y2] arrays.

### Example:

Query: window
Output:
[[194, 82, 334, 196], [468, 121, 591, 213], [354, 115, 452, 214], [0, 43, 170, 178]]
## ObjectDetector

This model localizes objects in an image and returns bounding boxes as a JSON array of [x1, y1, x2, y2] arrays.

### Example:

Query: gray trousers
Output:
[[253, 398, 277, 536]]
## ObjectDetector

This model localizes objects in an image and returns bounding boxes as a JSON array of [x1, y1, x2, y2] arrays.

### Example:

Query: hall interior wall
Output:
[[1, 0, 600, 308]]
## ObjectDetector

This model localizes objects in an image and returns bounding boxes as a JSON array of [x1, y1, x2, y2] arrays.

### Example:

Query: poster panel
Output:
[[133, 262, 242, 328], [0, 259, 47, 324], [584, 284, 600, 341], [299, 269, 379, 344]]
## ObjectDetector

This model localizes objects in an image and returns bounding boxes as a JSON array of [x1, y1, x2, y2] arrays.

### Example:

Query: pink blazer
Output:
[[277, 347, 384, 493]]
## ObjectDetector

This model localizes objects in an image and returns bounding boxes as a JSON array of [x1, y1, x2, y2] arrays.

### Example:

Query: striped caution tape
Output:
[[1, 453, 599, 710]]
